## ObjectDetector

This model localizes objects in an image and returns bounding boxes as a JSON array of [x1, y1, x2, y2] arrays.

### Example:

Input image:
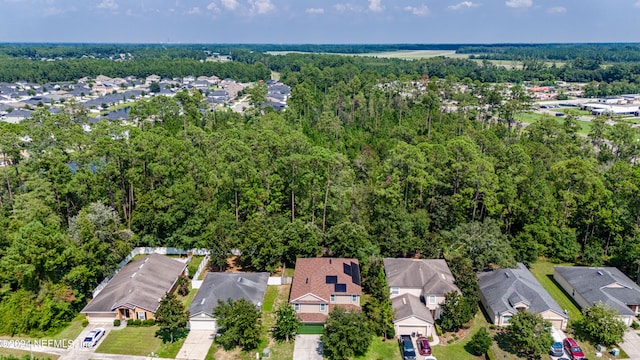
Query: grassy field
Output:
[[0, 314, 86, 343], [262, 286, 279, 312], [515, 112, 592, 135], [0, 347, 59, 359], [95, 325, 185, 358]]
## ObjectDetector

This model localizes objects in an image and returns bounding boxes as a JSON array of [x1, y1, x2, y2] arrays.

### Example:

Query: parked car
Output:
[[398, 334, 416, 360], [424, 356, 437, 360], [563, 338, 585, 360], [550, 341, 564, 356], [83, 328, 105, 347], [417, 337, 432, 355]]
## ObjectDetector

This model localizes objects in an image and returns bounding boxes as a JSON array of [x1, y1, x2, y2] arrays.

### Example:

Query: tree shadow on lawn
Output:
[[156, 328, 189, 343]]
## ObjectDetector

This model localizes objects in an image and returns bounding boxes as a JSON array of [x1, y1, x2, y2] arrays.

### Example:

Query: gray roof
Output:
[[81, 254, 186, 314], [554, 266, 640, 316], [392, 293, 434, 324], [384, 258, 460, 296], [478, 263, 567, 318], [190, 272, 269, 318]]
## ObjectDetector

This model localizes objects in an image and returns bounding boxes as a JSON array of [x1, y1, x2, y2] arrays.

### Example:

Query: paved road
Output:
[[293, 335, 323, 360], [175, 330, 215, 360]]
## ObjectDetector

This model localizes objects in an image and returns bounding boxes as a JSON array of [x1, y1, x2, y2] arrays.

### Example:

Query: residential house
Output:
[[384, 258, 460, 319], [554, 266, 640, 326], [81, 254, 187, 324], [289, 258, 362, 323], [478, 263, 568, 330], [189, 272, 269, 331]]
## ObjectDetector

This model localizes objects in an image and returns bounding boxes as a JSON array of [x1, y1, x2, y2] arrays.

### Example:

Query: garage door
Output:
[[397, 325, 429, 338], [548, 319, 564, 330], [189, 318, 217, 331], [86, 313, 116, 324]]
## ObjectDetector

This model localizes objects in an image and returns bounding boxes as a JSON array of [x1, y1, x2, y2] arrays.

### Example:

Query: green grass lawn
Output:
[[515, 112, 592, 134], [187, 256, 204, 279], [178, 288, 198, 309], [433, 311, 487, 360], [0, 347, 59, 359], [262, 286, 279, 312], [354, 336, 401, 360], [95, 325, 185, 358]]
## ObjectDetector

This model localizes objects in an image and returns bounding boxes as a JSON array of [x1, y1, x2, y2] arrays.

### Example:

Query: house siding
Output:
[[540, 310, 568, 330], [297, 303, 326, 313], [393, 287, 422, 299], [553, 272, 592, 309], [115, 306, 154, 321], [394, 317, 432, 338], [333, 294, 359, 305]]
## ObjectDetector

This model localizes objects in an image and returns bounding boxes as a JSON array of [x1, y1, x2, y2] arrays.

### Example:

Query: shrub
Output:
[[128, 319, 142, 326], [142, 319, 156, 326], [82, 319, 89, 327], [632, 321, 640, 330], [113, 319, 121, 327], [467, 328, 492, 356]]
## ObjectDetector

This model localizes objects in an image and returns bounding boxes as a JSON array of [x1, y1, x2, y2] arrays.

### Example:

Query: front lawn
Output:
[[0, 348, 59, 359], [95, 325, 185, 358], [50, 314, 86, 342], [354, 336, 400, 360], [433, 311, 487, 360]]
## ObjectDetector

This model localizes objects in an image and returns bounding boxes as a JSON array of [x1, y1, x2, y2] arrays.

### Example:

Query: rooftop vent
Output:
[[305, 278, 309, 284], [144, 257, 149, 263], [131, 272, 137, 278], [139, 264, 144, 269], [402, 297, 407, 305], [329, 259, 332, 264], [200, 298, 206, 305], [505, 272, 510, 278], [597, 271, 603, 275], [237, 277, 244, 284]]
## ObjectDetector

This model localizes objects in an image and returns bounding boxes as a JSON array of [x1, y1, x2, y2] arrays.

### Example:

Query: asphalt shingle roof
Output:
[[392, 293, 434, 324], [290, 258, 362, 303], [81, 254, 186, 314], [383, 258, 460, 296], [554, 266, 640, 316], [478, 263, 567, 318], [189, 272, 269, 317]]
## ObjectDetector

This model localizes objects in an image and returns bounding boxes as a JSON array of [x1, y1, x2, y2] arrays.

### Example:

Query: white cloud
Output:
[[448, 1, 479, 10], [368, 0, 383, 12], [43, 6, 63, 16], [334, 3, 361, 12], [505, 0, 532, 8], [248, 0, 275, 15], [634, 0, 640, 8], [547, 6, 566, 14], [404, 5, 429, 16], [187, 6, 201, 14], [207, 2, 220, 12], [97, 0, 118, 10], [305, 7, 324, 14], [220, 0, 238, 10]]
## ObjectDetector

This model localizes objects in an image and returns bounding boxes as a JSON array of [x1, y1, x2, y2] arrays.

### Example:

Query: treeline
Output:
[[0, 58, 269, 83], [459, 43, 640, 63], [2, 59, 640, 336]]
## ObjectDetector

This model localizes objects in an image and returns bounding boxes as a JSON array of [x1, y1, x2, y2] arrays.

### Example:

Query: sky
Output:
[[1, 0, 640, 44]]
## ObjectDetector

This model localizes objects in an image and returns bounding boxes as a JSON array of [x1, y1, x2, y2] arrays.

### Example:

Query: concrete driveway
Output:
[[60, 323, 113, 360], [175, 330, 215, 360], [620, 329, 640, 359], [293, 335, 323, 360]]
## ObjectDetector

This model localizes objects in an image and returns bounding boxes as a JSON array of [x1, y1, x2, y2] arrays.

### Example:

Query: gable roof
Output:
[[290, 258, 362, 303], [189, 272, 269, 318], [81, 254, 186, 314], [392, 293, 434, 324], [384, 258, 460, 296], [478, 263, 567, 318], [555, 266, 640, 316]]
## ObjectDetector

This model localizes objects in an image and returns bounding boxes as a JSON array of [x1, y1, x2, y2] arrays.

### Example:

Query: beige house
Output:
[[554, 266, 640, 326], [81, 254, 187, 323], [478, 263, 568, 330], [384, 258, 461, 320], [289, 258, 362, 323]]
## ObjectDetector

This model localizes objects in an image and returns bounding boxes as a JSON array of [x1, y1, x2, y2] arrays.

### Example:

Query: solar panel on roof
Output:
[[351, 262, 361, 286], [335, 283, 347, 292], [343, 263, 352, 276], [326, 275, 338, 284]]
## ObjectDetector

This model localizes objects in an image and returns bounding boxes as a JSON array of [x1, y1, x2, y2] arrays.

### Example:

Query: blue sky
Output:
[[1, 0, 639, 43]]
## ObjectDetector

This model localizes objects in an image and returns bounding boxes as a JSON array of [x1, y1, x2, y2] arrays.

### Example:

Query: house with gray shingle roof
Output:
[[384, 258, 460, 319], [554, 266, 640, 326], [189, 272, 268, 331], [81, 254, 187, 324], [479, 263, 568, 330]]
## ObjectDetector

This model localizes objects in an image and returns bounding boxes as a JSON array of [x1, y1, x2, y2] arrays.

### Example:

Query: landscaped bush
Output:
[[82, 319, 89, 327], [113, 319, 121, 327], [631, 321, 640, 330], [142, 319, 156, 326], [128, 319, 142, 326]]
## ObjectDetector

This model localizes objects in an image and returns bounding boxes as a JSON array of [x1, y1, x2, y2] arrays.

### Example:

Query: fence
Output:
[[191, 254, 210, 289], [92, 247, 210, 298], [268, 276, 292, 285]]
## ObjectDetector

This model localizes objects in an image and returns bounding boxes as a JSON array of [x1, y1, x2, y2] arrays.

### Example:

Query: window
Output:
[[137, 311, 146, 320], [294, 303, 300, 311], [320, 304, 327, 312], [352, 295, 358, 303], [503, 315, 512, 325], [391, 287, 399, 295], [330, 295, 335, 303], [428, 295, 436, 305]]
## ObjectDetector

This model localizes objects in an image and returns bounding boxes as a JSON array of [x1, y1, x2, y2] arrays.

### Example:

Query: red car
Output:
[[417, 337, 432, 356], [563, 338, 585, 360]]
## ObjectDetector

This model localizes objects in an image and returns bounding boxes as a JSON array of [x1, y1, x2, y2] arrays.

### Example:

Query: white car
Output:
[[424, 356, 437, 360], [82, 327, 105, 347]]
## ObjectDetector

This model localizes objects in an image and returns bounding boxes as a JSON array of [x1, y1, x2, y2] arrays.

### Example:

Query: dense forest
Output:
[[2, 45, 640, 336]]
